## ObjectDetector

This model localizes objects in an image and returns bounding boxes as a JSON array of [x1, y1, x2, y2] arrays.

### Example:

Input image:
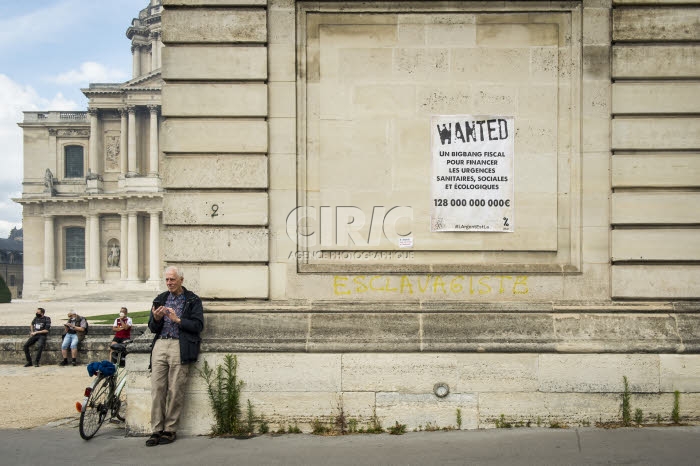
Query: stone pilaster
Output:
[[148, 211, 161, 284], [132, 44, 142, 78], [127, 212, 139, 281], [41, 215, 55, 285], [150, 31, 160, 70], [87, 108, 100, 179], [127, 106, 137, 176], [87, 214, 103, 284], [148, 105, 159, 175], [120, 213, 129, 281], [119, 107, 128, 176]]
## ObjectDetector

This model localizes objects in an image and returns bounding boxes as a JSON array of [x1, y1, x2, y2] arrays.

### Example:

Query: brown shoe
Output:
[[145, 432, 162, 447], [158, 431, 176, 445]]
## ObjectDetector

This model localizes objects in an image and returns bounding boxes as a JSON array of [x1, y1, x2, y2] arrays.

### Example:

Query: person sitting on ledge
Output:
[[23, 308, 51, 367], [59, 310, 87, 366]]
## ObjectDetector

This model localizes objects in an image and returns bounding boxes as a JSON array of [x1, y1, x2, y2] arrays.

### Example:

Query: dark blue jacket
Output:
[[148, 287, 204, 365]]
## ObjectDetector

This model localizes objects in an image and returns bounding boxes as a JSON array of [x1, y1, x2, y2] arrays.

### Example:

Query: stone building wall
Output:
[[125, 0, 700, 434]]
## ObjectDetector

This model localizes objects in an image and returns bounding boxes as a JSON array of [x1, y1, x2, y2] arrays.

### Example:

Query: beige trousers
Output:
[[151, 338, 190, 433]]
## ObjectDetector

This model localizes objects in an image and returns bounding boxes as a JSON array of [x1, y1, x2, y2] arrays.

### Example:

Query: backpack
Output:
[[78, 315, 89, 341]]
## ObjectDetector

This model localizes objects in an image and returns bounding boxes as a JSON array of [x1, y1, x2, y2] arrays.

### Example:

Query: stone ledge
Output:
[[0, 326, 146, 365], [121, 311, 700, 354]]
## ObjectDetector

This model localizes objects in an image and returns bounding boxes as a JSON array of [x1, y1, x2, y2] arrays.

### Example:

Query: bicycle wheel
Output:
[[79, 376, 112, 440], [112, 388, 127, 422]]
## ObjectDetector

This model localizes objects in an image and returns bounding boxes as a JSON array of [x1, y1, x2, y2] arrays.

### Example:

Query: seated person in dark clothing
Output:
[[23, 308, 51, 367]]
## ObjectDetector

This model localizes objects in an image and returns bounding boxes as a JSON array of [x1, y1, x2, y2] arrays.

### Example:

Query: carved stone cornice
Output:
[[57, 129, 89, 138], [47, 128, 89, 137]]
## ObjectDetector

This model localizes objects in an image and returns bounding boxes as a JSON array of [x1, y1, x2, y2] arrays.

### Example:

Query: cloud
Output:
[[0, 73, 80, 236], [0, 0, 86, 50], [48, 61, 129, 86]]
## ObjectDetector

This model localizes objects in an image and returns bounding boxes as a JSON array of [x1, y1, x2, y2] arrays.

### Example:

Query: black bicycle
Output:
[[78, 340, 130, 440]]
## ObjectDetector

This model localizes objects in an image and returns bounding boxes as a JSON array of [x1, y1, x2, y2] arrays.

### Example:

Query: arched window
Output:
[[65, 145, 84, 178], [65, 227, 85, 270]]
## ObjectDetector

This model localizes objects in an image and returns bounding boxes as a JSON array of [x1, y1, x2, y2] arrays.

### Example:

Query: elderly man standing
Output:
[[146, 266, 204, 447]]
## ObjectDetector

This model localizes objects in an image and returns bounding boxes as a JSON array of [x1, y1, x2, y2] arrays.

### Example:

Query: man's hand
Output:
[[153, 306, 167, 321], [164, 307, 182, 325]]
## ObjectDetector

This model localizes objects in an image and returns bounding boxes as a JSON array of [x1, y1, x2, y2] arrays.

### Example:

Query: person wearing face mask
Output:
[[23, 308, 51, 367], [59, 310, 87, 366], [110, 307, 132, 362]]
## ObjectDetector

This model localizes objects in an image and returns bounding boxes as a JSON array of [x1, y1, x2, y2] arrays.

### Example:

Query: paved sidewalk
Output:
[[2, 425, 700, 465], [0, 293, 154, 326]]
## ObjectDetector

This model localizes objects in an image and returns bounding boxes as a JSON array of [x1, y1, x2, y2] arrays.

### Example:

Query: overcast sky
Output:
[[0, 0, 147, 238]]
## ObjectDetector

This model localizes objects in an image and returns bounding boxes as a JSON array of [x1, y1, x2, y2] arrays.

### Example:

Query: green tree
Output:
[[0, 275, 11, 303]]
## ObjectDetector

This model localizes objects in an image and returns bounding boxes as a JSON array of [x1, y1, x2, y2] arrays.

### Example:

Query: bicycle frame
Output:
[[78, 347, 128, 416]]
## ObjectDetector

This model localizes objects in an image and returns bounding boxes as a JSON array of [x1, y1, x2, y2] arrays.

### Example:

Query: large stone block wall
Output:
[[125, 350, 700, 434], [161, 0, 270, 299], [140, 0, 700, 436], [610, 0, 700, 298]]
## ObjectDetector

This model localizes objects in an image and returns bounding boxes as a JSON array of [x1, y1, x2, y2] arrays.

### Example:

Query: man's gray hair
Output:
[[164, 265, 184, 279]]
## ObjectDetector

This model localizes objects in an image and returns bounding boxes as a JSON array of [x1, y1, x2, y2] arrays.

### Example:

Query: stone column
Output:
[[150, 32, 159, 70], [120, 214, 128, 280], [88, 214, 102, 283], [42, 216, 55, 284], [127, 212, 139, 281], [148, 105, 159, 175], [84, 218, 90, 280], [144, 45, 152, 74], [132, 44, 141, 78], [88, 108, 99, 176], [119, 107, 128, 176], [127, 106, 137, 176], [148, 212, 160, 283]]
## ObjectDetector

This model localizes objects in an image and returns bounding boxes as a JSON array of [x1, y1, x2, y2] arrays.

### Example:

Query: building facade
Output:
[[19, 0, 700, 434], [17, 0, 164, 298]]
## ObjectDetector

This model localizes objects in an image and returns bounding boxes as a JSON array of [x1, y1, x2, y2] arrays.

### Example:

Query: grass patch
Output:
[[87, 310, 150, 325]]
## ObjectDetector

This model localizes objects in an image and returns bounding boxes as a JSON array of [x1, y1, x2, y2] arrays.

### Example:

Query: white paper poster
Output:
[[430, 115, 515, 232]]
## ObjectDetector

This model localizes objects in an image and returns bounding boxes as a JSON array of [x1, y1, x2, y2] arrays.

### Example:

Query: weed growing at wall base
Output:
[[621, 376, 632, 427], [672, 390, 680, 424]]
